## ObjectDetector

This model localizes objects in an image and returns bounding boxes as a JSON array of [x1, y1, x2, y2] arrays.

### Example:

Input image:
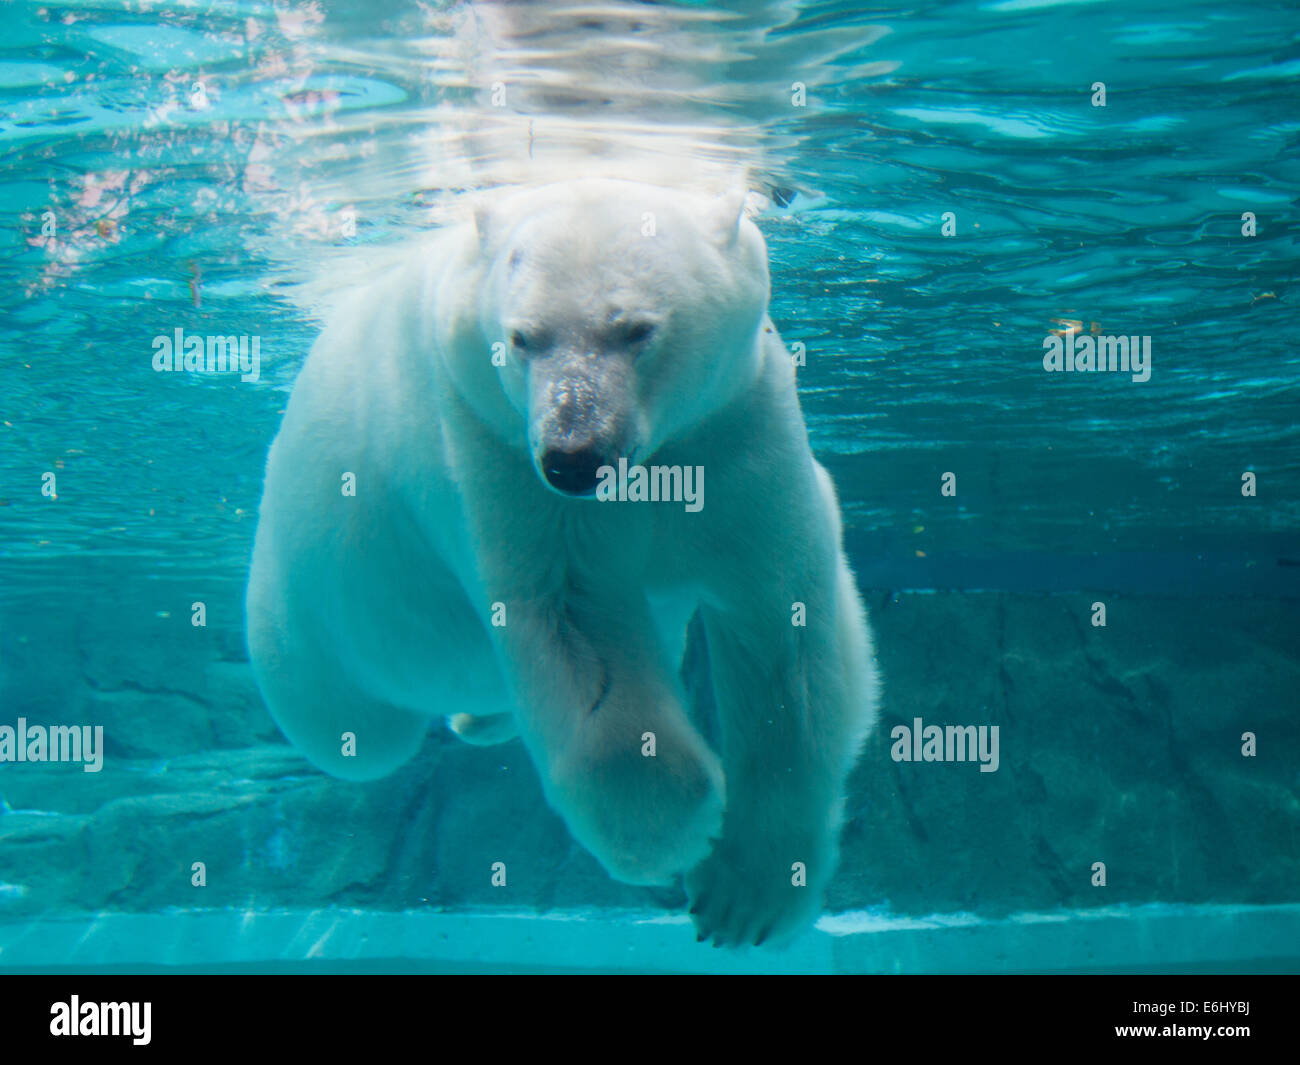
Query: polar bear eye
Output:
[[622, 321, 655, 345], [509, 330, 527, 351]]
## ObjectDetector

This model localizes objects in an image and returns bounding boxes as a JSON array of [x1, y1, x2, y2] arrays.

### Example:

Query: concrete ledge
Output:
[[0, 903, 1296, 973]]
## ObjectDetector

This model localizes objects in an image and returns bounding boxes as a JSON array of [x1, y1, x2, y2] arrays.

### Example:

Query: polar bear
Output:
[[246, 178, 879, 947]]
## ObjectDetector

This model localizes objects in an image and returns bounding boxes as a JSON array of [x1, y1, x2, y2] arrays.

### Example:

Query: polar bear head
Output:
[[466, 179, 770, 496]]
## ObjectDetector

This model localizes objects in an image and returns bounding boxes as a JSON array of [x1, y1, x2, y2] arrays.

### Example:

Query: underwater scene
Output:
[[0, 0, 1297, 975]]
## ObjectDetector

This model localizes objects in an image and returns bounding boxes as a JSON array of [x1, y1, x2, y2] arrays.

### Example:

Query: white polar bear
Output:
[[246, 178, 880, 946]]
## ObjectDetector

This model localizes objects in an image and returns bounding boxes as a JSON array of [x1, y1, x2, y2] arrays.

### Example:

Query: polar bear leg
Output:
[[686, 463, 877, 947], [247, 588, 431, 782], [251, 645, 430, 782], [497, 595, 724, 887]]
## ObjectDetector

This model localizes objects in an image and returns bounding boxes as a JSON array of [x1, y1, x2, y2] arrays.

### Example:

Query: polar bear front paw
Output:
[[685, 831, 831, 948], [553, 727, 725, 887]]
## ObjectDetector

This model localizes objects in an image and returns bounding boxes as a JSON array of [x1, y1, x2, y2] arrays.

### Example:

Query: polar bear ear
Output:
[[703, 188, 747, 248]]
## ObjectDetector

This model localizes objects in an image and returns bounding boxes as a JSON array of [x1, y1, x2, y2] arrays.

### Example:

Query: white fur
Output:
[[246, 178, 879, 946]]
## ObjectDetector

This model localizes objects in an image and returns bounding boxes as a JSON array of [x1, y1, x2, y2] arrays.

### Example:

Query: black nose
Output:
[[540, 446, 604, 496]]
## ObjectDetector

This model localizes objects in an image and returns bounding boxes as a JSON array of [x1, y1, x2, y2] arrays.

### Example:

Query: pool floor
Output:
[[0, 903, 1296, 974]]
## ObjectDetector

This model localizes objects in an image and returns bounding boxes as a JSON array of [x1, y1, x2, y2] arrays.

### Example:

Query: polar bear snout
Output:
[[528, 355, 634, 497], [539, 444, 605, 496]]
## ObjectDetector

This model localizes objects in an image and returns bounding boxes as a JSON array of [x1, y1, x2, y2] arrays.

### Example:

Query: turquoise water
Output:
[[0, 0, 1297, 972]]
